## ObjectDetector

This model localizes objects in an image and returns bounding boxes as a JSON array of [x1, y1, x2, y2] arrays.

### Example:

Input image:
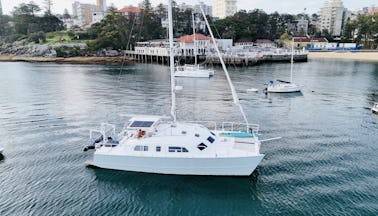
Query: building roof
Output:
[[255, 39, 273, 44], [294, 37, 328, 43], [117, 7, 141, 13], [235, 39, 253, 43], [176, 33, 211, 43]]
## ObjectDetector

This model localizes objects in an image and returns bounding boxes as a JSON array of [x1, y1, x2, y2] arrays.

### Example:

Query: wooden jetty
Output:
[[124, 50, 308, 66]]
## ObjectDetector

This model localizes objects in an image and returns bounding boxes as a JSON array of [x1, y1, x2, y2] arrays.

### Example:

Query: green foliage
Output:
[[342, 14, 378, 48], [0, 15, 13, 37], [12, 2, 64, 36], [213, 9, 297, 41], [54, 46, 85, 57], [280, 33, 292, 41], [28, 31, 46, 43]]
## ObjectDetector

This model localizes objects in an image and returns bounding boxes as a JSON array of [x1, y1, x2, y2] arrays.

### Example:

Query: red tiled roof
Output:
[[176, 33, 211, 43], [117, 7, 141, 13], [294, 38, 328, 43]]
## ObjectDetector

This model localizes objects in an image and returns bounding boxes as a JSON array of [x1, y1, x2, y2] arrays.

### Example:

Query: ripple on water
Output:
[[0, 61, 377, 215]]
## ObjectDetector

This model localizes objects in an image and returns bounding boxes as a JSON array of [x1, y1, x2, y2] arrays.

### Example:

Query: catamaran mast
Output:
[[192, 12, 197, 65], [290, 38, 294, 83], [168, 0, 176, 123], [290, 37, 294, 83], [200, 6, 249, 125]]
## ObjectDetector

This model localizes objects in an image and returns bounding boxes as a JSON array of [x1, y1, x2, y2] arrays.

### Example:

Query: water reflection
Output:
[[88, 168, 262, 214]]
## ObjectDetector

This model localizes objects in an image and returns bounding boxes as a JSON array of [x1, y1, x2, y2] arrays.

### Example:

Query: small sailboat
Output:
[[84, 1, 271, 176], [174, 12, 214, 78], [267, 38, 301, 93], [372, 102, 378, 114], [246, 88, 259, 93]]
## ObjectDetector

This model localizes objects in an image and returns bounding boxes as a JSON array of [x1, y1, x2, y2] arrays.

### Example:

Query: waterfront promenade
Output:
[[309, 50, 378, 62]]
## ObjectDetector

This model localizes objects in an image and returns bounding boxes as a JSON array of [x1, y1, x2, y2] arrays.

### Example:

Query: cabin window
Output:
[[156, 146, 161, 152], [211, 132, 215, 136], [197, 143, 207, 151], [169, 146, 189, 153], [195, 133, 200, 137], [207, 136, 215, 143], [134, 145, 148, 151], [181, 131, 187, 135]]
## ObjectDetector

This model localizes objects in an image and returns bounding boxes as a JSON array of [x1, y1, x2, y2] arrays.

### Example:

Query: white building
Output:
[[72, 0, 107, 27], [213, 0, 237, 19], [193, 2, 212, 17], [317, 0, 346, 37], [96, 0, 107, 12], [178, 2, 212, 17]]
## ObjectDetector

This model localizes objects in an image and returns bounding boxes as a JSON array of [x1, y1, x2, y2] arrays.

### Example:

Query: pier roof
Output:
[[177, 33, 211, 43]]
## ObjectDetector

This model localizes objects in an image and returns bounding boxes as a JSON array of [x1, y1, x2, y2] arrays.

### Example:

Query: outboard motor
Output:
[[83, 135, 103, 151]]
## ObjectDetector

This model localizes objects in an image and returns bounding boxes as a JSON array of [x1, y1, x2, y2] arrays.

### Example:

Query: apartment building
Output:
[[317, 0, 346, 37], [213, 0, 237, 19]]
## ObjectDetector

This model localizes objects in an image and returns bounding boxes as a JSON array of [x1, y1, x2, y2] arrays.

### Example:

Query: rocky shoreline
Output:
[[0, 55, 133, 65], [0, 43, 133, 65]]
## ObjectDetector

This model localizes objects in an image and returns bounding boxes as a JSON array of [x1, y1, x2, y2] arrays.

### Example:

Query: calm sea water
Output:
[[0, 60, 377, 215]]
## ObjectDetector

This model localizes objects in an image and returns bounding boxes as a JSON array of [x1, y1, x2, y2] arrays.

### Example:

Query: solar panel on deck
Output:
[[129, 121, 154, 127]]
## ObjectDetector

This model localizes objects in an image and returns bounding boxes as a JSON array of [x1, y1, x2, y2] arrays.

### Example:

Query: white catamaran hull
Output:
[[91, 154, 264, 176]]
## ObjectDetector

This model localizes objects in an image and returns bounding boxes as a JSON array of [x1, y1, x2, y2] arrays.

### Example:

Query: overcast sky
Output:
[[1, 0, 376, 15]]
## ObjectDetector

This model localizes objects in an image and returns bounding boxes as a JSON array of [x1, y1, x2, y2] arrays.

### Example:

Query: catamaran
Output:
[[174, 12, 214, 78], [266, 38, 301, 93], [84, 1, 276, 176]]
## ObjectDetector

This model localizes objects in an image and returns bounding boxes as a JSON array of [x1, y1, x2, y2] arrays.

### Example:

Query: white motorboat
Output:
[[372, 102, 378, 114], [85, 1, 271, 176], [267, 38, 301, 93], [266, 80, 301, 93], [174, 12, 214, 78], [246, 88, 259, 93], [175, 64, 213, 78]]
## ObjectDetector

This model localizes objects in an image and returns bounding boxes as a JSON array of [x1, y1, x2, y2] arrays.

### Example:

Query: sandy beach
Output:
[[308, 51, 378, 62], [0, 55, 133, 65]]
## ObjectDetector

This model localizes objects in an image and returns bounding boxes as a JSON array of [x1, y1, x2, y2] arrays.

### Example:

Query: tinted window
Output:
[[156, 146, 161, 152], [197, 143, 207, 151], [207, 136, 215, 143], [169, 146, 189, 153]]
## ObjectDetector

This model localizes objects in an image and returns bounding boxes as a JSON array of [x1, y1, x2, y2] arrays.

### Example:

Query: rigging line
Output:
[[200, 5, 249, 126], [113, 14, 138, 118]]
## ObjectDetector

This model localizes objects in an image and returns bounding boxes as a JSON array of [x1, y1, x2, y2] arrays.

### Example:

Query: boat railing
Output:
[[221, 122, 260, 134], [185, 121, 259, 134], [89, 123, 116, 146]]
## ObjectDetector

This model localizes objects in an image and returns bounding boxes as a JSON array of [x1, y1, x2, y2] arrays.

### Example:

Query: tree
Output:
[[44, 0, 53, 16], [0, 15, 13, 38], [62, 9, 71, 20], [12, 2, 41, 34], [87, 13, 131, 50]]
